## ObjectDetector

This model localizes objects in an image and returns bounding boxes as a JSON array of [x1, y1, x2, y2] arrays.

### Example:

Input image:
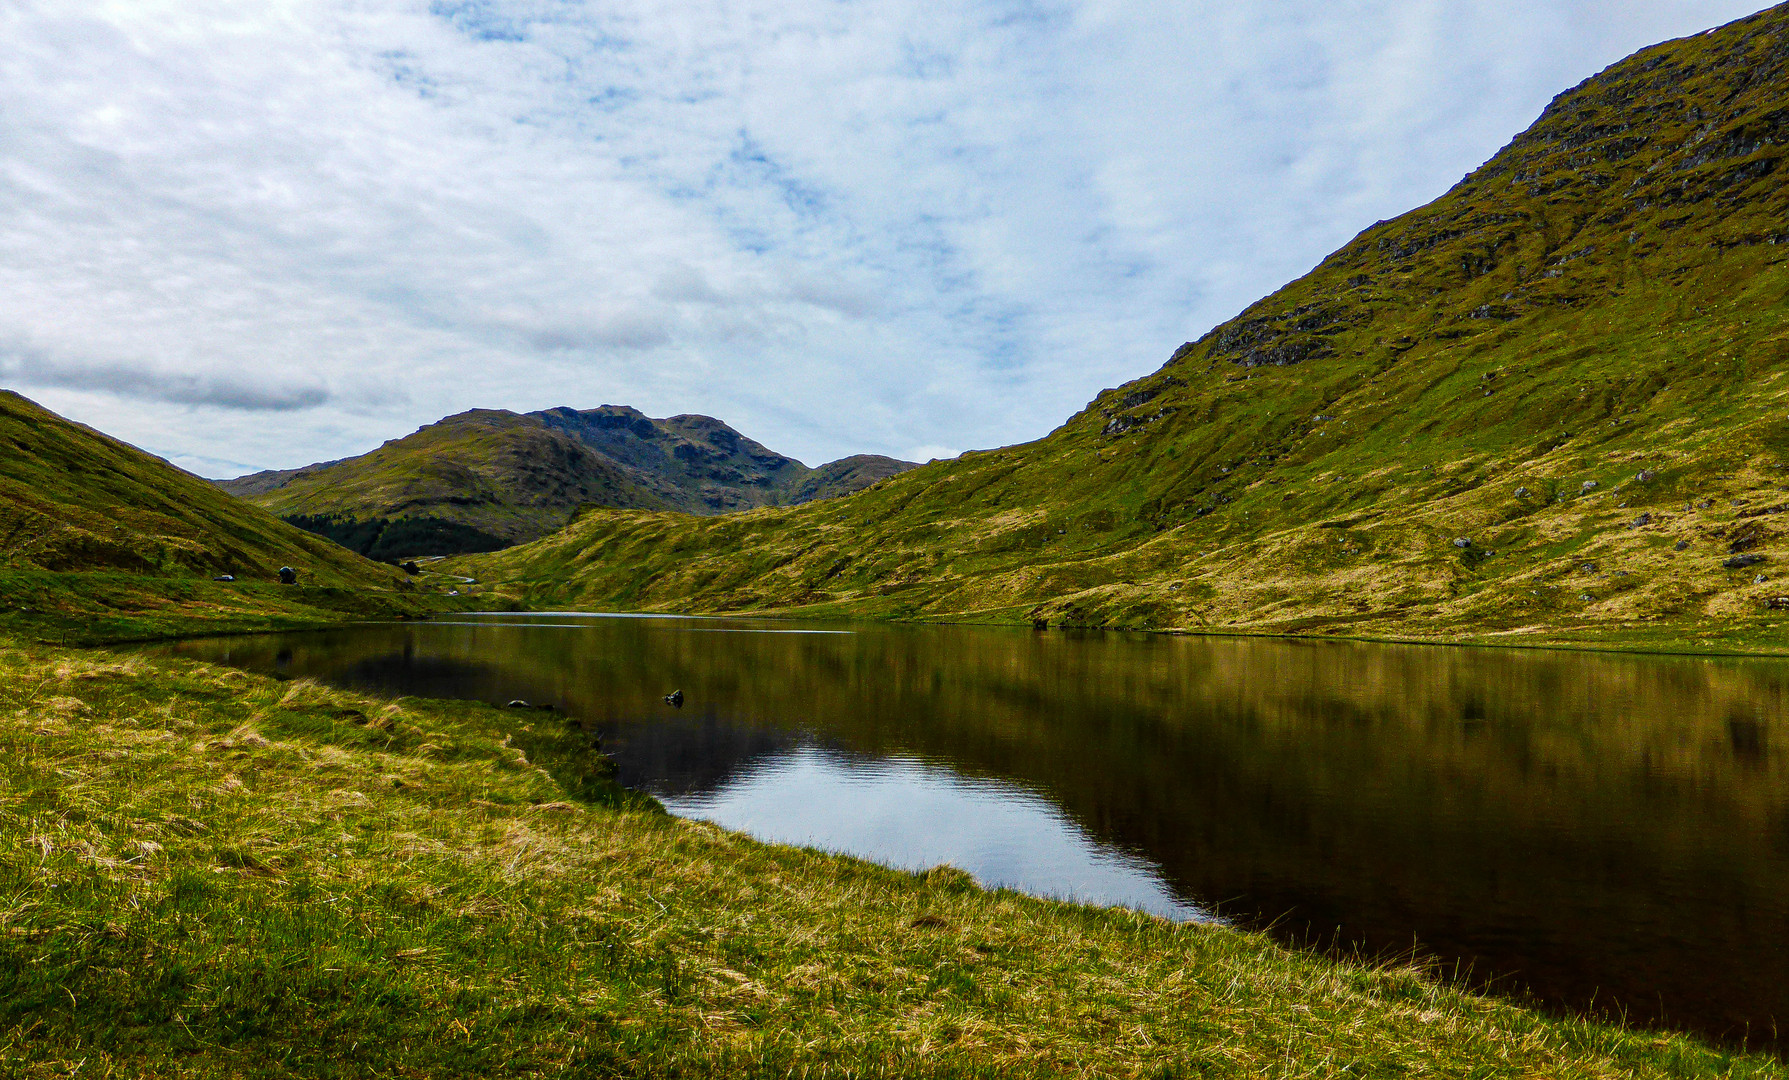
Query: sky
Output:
[[0, 1, 1774, 476]]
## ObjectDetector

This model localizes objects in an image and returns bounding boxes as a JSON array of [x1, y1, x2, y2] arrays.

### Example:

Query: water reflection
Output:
[[154, 613, 1789, 1050], [664, 749, 1201, 921]]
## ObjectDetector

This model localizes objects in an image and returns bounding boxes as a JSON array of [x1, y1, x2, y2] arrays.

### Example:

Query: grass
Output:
[[0, 388, 495, 643], [0, 391, 402, 590], [2, 636, 1785, 1078], [450, 7, 1789, 654]]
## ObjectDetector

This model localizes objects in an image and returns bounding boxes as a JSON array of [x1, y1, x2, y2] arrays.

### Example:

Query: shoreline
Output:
[[5, 629, 1783, 1074]]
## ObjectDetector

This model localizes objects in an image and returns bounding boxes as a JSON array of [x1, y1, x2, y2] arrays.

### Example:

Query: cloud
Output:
[[0, 0, 1773, 475], [0, 343, 329, 411]]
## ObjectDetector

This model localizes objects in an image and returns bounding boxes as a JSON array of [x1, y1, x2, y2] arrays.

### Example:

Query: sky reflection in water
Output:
[[662, 747, 1205, 922]]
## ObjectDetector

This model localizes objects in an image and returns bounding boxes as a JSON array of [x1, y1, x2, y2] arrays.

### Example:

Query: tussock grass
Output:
[[1, 640, 1781, 1077]]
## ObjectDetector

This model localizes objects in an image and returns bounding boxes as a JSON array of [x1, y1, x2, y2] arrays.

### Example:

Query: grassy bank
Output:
[[2, 637, 1781, 1078], [0, 568, 487, 647]]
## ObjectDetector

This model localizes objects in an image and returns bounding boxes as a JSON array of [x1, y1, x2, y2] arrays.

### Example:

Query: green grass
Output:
[[453, 7, 1789, 654], [3, 637, 1783, 1078], [0, 391, 403, 589], [0, 389, 484, 641]]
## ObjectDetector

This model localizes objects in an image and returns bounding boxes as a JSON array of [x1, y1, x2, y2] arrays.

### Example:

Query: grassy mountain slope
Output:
[[221, 409, 672, 556], [0, 390, 435, 641], [460, 5, 1789, 648], [224, 406, 919, 557]]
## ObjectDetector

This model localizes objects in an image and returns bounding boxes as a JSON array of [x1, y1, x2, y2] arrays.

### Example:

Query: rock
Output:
[[1514, 486, 1531, 498], [664, 689, 685, 707], [1580, 480, 1598, 493], [1580, 562, 1598, 573], [1632, 513, 1652, 527], [1579, 593, 1593, 601], [277, 566, 298, 585], [1767, 597, 1789, 611], [213, 574, 235, 582], [1698, 499, 1713, 509], [1674, 540, 1691, 551], [1453, 538, 1472, 549], [1724, 553, 1766, 570], [506, 700, 531, 709], [1757, 575, 1770, 585], [1032, 618, 1050, 630], [402, 561, 421, 575], [1636, 470, 1655, 482]]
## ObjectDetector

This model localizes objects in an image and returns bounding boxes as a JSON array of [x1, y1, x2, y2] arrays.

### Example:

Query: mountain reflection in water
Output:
[[155, 613, 1789, 1051]]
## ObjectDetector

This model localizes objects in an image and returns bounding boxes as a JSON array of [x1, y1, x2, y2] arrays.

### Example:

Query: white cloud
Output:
[[0, 0, 1772, 476]]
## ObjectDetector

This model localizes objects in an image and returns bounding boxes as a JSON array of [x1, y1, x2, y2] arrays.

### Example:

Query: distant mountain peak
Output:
[[215, 404, 918, 557]]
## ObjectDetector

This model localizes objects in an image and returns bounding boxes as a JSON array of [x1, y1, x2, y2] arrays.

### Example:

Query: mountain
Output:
[[218, 406, 918, 558], [530, 405, 809, 512], [0, 390, 425, 639], [456, 5, 1789, 649], [787, 455, 922, 505]]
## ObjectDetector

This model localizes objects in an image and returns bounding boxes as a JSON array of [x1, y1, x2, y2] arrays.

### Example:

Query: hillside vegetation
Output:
[[221, 406, 916, 557], [460, 5, 1789, 649], [0, 390, 438, 641]]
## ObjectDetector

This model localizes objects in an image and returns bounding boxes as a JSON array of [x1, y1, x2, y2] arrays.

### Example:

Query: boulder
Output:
[[213, 574, 235, 582], [664, 689, 685, 707], [1674, 540, 1691, 551], [1636, 470, 1655, 482], [1580, 480, 1599, 494], [1514, 486, 1531, 498], [1724, 553, 1766, 570], [1631, 513, 1653, 527], [277, 566, 298, 585], [1453, 538, 1472, 549]]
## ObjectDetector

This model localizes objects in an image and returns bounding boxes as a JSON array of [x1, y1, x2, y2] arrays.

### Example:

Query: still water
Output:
[[155, 613, 1789, 1048]]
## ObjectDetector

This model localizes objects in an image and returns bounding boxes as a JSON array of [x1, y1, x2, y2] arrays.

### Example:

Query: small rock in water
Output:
[[277, 567, 298, 585], [1674, 540, 1691, 551], [664, 689, 685, 707]]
